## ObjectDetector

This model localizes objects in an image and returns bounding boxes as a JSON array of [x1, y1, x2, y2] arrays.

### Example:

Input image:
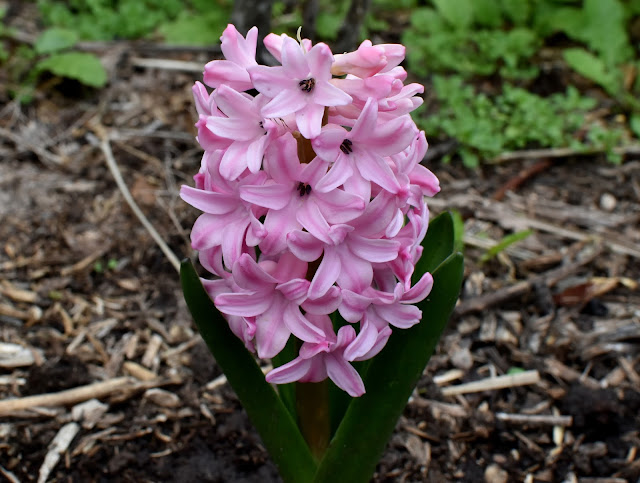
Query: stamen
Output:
[[297, 182, 312, 197], [340, 139, 353, 154], [299, 78, 316, 93]]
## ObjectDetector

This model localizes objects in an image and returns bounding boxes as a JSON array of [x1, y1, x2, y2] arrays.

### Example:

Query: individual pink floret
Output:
[[266, 315, 365, 397], [203, 25, 258, 92], [249, 36, 352, 139]]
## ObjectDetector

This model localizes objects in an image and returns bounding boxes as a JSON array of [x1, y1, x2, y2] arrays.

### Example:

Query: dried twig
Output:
[[495, 412, 572, 426], [88, 130, 181, 272], [0, 126, 64, 167], [0, 377, 133, 416], [440, 370, 540, 397], [489, 144, 640, 164], [129, 57, 204, 73]]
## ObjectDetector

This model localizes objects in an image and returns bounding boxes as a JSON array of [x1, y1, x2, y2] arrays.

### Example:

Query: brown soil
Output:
[[1, 7, 640, 483]]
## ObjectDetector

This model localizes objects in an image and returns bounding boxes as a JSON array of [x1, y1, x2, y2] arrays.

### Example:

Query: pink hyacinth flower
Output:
[[249, 36, 352, 139], [312, 98, 417, 196], [204, 25, 258, 92], [266, 315, 365, 397], [214, 253, 339, 359]]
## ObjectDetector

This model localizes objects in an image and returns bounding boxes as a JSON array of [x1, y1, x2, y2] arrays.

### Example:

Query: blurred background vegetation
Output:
[[1, 0, 639, 167]]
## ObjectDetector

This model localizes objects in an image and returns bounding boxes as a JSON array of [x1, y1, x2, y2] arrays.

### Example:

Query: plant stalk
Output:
[[296, 380, 330, 461]]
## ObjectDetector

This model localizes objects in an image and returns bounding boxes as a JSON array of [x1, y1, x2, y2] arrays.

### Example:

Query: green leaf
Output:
[[159, 11, 229, 46], [35, 27, 78, 54], [630, 114, 640, 140], [413, 211, 455, 279], [450, 209, 465, 254], [36, 52, 107, 87], [432, 0, 473, 30], [180, 260, 317, 483], [563, 48, 617, 94], [314, 252, 464, 483], [479, 229, 533, 264]]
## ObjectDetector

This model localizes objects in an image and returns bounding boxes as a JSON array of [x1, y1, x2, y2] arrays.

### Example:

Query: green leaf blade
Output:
[[35, 28, 78, 54], [36, 52, 107, 87], [313, 252, 464, 483], [180, 260, 317, 483], [413, 211, 455, 278]]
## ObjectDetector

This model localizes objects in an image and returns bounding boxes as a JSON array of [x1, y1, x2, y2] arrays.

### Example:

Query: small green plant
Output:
[[402, 0, 640, 167], [402, 0, 541, 80], [421, 77, 606, 167], [479, 229, 533, 265], [34, 28, 107, 87]]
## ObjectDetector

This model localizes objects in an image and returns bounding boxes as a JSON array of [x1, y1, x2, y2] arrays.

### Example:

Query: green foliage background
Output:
[[1, 0, 639, 165]]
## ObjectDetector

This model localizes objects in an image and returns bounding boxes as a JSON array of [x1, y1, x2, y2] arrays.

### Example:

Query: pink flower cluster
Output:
[[181, 25, 440, 397]]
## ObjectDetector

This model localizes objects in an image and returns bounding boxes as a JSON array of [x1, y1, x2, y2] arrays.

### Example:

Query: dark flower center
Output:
[[340, 139, 353, 154], [297, 182, 312, 197], [299, 78, 316, 93]]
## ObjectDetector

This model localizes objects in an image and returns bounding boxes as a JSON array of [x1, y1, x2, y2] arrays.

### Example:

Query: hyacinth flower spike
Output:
[[180, 24, 463, 483]]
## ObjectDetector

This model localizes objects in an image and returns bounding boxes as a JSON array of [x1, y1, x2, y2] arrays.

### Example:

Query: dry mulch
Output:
[[1, 15, 640, 483]]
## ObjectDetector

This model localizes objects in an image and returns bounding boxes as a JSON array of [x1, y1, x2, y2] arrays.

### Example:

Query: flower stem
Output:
[[296, 380, 330, 461]]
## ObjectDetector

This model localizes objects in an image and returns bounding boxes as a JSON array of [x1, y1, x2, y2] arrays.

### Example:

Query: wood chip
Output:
[[441, 370, 541, 397], [0, 342, 36, 368], [495, 412, 572, 426], [142, 333, 163, 369], [0, 377, 133, 416], [143, 388, 181, 408], [123, 361, 157, 381], [37, 422, 80, 483]]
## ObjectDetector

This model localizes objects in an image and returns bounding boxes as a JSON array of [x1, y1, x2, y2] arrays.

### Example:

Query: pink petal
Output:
[[375, 303, 421, 329], [281, 36, 310, 79], [343, 318, 378, 361], [219, 141, 250, 180], [302, 285, 342, 315], [325, 353, 365, 397], [349, 98, 378, 141], [287, 230, 324, 262], [271, 251, 308, 281], [180, 186, 238, 214], [276, 279, 310, 304], [409, 164, 440, 197], [296, 199, 332, 244], [348, 235, 400, 263], [355, 149, 400, 193], [311, 124, 346, 163], [262, 89, 308, 118], [315, 154, 353, 193], [260, 205, 300, 255], [220, 25, 257, 68], [249, 65, 295, 98], [296, 103, 325, 139], [308, 246, 341, 299], [311, 80, 352, 106], [255, 308, 293, 359], [233, 254, 277, 288], [203, 60, 253, 91], [283, 303, 326, 343], [402, 272, 433, 303], [206, 117, 258, 141], [314, 189, 365, 224], [306, 43, 334, 81], [336, 250, 373, 293], [266, 357, 313, 384], [352, 325, 392, 361], [214, 85, 256, 119], [239, 183, 291, 210], [339, 289, 372, 322], [214, 291, 272, 317]]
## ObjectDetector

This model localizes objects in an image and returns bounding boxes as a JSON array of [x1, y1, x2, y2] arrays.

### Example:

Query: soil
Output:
[[1, 5, 640, 483]]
